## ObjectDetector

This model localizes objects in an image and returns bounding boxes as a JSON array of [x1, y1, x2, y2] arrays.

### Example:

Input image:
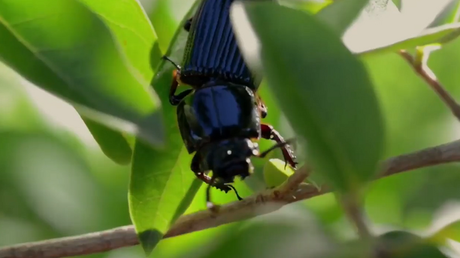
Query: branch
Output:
[[2, 140, 460, 258], [340, 194, 372, 241], [399, 49, 460, 121]]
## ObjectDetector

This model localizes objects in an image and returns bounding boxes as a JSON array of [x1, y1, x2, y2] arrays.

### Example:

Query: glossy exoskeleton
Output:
[[167, 0, 260, 105], [164, 0, 297, 208], [175, 80, 296, 208]]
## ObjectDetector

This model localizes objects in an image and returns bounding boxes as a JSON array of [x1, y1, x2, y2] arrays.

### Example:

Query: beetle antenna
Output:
[[162, 55, 181, 70], [227, 185, 243, 201]]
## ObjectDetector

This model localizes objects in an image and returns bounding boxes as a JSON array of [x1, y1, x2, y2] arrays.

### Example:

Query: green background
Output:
[[2, 0, 460, 257]]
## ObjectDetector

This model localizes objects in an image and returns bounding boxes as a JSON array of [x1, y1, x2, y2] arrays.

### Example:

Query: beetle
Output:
[[174, 79, 296, 209], [163, 0, 297, 208]]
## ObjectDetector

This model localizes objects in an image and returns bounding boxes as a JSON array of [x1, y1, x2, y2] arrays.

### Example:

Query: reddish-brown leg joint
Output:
[[256, 94, 268, 118], [169, 70, 193, 106], [261, 124, 298, 168], [168, 70, 179, 105], [195, 172, 212, 185]]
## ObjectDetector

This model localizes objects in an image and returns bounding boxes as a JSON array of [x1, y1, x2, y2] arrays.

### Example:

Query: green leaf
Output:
[[429, 220, 460, 245], [128, 2, 202, 255], [429, 0, 460, 28], [232, 2, 385, 193], [148, 0, 182, 54], [378, 231, 448, 258], [128, 64, 194, 256], [358, 23, 460, 56], [0, 61, 48, 131], [316, 0, 370, 36], [81, 117, 132, 165], [0, 0, 164, 146], [263, 158, 295, 187], [392, 0, 402, 11], [75, 0, 159, 164], [305, 0, 334, 14], [280, 0, 333, 14], [263, 159, 317, 188], [79, 0, 160, 81]]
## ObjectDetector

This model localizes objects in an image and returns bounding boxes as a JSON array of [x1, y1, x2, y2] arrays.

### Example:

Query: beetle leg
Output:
[[256, 94, 267, 118], [194, 171, 243, 201], [260, 124, 298, 168], [194, 171, 214, 185], [206, 175, 218, 210], [169, 70, 193, 105], [191, 155, 243, 202], [191, 161, 219, 211], [184, 17, 193, 32], [257, 138, 295, 159], [162, 56, 192, 105]]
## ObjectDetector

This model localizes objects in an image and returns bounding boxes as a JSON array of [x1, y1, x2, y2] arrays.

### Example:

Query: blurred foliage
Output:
[[238, 2, 385, 195], [429, 0, 460, 28], [0, 0, 164, 147], [2, 0, 460, 258], [392, 0, 402, 10]]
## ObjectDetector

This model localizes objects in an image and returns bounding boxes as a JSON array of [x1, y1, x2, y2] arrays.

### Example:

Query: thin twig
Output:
[[399, 49, 460, 121], [340, 193, 373, 242], [2, 140, 460, 258], [339, 194, 376, 258], [278, 165, 312, 196]]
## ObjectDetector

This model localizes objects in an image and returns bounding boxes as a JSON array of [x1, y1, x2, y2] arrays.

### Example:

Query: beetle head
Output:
[[203, 138, 259, 183]]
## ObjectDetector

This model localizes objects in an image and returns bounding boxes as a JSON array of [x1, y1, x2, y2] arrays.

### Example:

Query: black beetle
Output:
[[164, 0, 297, 209]]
